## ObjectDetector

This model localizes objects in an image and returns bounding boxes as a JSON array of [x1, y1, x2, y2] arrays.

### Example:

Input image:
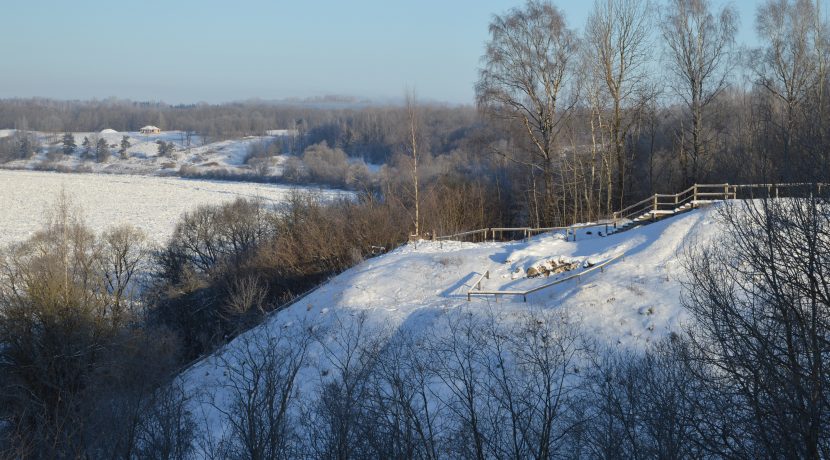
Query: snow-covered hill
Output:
[[1, 129, 292, 177], [180, 204, 717, 445]]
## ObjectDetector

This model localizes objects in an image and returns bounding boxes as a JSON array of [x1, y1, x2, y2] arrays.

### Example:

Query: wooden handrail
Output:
[[436, 182, 829, 242], [467, 252, 625, 302]]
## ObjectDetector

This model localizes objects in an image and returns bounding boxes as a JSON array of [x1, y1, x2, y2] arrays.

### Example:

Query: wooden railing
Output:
[[447, 182, 827, 302], [436, 183, 829, 242], [612, 183, 737, 225], [434, 221, 616, 245], [466, 252, 625, 302], [612, 182, 830, 227]]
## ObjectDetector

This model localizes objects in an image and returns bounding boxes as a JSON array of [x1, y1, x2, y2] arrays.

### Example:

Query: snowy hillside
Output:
[[0, 170, 346, 248], [0, 129, 293, 177], [180, 204, 716, 446]]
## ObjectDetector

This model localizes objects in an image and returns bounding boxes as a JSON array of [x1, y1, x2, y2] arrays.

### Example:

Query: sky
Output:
[[0, 0, 766, 105]]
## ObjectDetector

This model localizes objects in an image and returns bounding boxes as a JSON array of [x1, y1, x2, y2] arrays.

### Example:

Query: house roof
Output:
[[140, 125, 160, 131]]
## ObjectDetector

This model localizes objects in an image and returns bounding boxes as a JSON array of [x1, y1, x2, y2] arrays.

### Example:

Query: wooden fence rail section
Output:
[[447, 182, 827, 303], [612, 182, 828, 227], [467, 252, 625, 302], [434, 221, 616, 245], [434, 182, 828, 243]]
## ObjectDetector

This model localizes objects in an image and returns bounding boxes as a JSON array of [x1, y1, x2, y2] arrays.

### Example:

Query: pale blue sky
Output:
[[0, 0, 765, 104]]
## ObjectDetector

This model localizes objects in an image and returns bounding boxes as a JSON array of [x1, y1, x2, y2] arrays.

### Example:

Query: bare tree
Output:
[[406, 89, 423, 238], [660, 0, 737, 186], [99, 224, 150, 325], [584, 338, 705, 459], [135, 382, 197, 460], [429, 311, 489, 460], [211, 325, 311, 460], [303, 311, 388, 460], [752, 0, 818, 177], [363, 330, 442, 460], [683, 195, 830, 458], [480, 309, 586, 459], [477, 0, 580, 226], [586, 0, 654, 206]]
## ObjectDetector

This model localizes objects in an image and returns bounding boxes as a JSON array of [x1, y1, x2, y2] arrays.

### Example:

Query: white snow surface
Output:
[[1, 130, 292, 176], [0, 170, 346, 248], [181, 204, 720, 444]]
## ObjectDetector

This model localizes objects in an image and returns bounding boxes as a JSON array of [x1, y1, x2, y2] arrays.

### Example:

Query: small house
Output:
[[139, 125, 161, 134]]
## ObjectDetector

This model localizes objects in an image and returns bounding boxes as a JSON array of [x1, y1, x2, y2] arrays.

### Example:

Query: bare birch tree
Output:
[[586, 0, 654, 207], [752, 0, 817, 177], [406, 89, 422, 238], [477, 0, 579, 226], [660, 0, 737, 186]]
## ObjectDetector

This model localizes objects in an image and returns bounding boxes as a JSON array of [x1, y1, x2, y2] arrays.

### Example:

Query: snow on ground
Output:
[[1, 130, 293, 177], [0, 170, 347, 248], [181, 204, 719, 443]]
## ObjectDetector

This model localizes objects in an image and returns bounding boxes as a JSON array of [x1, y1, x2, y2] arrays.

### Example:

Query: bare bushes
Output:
[[279, 142, 374, 189], [681, 197, 830, 457], [379, 150, 513, 236], [293, 308, 586, 459], [209, 326, 311, 460], [151, 194, 408, 359], [0, 195, 190, 458]]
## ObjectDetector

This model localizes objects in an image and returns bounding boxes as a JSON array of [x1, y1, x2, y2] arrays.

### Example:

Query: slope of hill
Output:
[[0, 130, 291, 177], [180, 204, 717, 445]]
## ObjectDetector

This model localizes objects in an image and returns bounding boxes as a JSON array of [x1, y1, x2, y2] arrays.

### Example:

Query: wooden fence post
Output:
[[652, 195, 657, 220], [693, 184, 698, 207]]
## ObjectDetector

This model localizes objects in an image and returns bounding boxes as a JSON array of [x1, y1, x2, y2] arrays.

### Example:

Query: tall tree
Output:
[[119, 135, 131, 159], [660, 0, 737, 186], [405, 89, 422, 238], [752, 0, 817, 178], [96, 138, 110, 162], [477, 0, 579, 226], [586, 0, 653, 206], [81, 136, 91, 158]]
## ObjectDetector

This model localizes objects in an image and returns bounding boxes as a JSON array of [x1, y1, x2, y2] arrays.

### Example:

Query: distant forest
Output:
[[0, 98, 481, 165]]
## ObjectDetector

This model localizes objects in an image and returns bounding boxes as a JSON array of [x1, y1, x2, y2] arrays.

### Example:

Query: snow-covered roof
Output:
[[100, 128, 118, 134], [140, 125, 160, 130]]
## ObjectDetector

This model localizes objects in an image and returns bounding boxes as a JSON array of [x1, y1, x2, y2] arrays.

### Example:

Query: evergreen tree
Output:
[[96, 138, 110, 162], [156, 140, 175, 157], [119, 135, 131, 159], [17, 134, 35, 159], [62, 133, 76, 156], [81, 136, 91, 158]]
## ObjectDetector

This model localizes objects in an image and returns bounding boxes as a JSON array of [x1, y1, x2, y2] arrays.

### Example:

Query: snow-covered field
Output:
[[0, 170, 346, 248], [181, 204, 717, 443]]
